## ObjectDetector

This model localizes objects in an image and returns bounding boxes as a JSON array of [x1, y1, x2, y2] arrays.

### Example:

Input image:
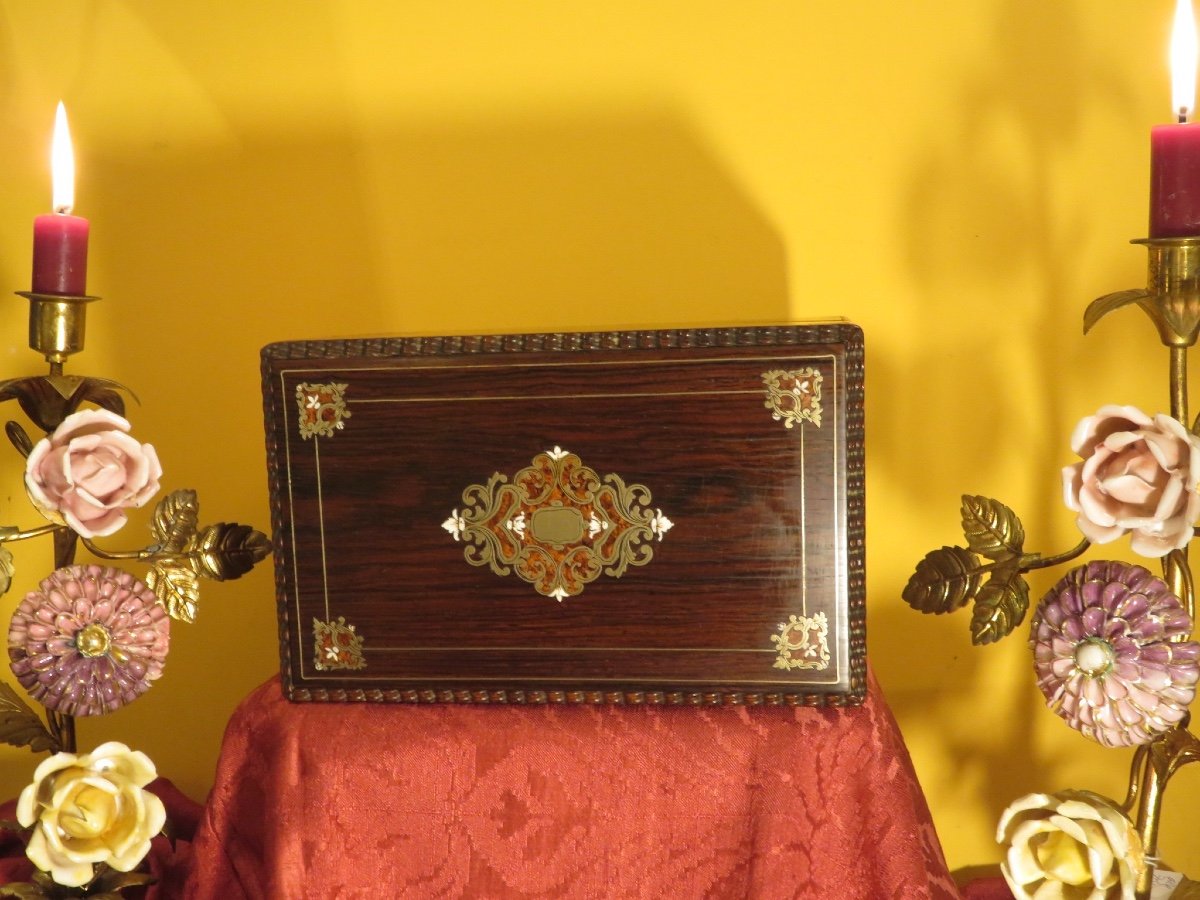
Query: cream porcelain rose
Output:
[[16, 741, 166, 887], [998, 790, 1144, 899]]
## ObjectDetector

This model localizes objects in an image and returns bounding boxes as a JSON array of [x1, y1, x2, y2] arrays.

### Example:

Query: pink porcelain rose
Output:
[[25, 409, 162, 539], [1062, 404, 1200, 558]]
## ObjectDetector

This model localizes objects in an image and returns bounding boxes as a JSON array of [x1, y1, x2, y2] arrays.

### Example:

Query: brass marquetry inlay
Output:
[[442, 446, 673, 601], [313, 616, 366, 670], [771, 611, 830, 670], [296, 382, 351, 439], [762, 367, 822, 428]]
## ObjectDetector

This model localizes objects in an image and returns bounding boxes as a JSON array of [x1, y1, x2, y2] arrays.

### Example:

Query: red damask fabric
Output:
[[186, 673, 958, 899]]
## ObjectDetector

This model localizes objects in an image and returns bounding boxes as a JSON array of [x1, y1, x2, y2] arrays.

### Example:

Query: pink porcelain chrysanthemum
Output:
[[8, 565, 170, 717], [1031, 560, 1200, 747]]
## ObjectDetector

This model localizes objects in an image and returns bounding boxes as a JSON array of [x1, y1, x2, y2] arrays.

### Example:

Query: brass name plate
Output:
[[263, 324, 865, 706]]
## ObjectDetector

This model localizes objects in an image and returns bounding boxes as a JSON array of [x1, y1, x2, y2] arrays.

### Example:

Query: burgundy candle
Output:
[[31, 103, 89, 295]]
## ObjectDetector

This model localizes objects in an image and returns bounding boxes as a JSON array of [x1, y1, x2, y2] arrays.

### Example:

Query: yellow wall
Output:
[[0, 0, 1196, 878]]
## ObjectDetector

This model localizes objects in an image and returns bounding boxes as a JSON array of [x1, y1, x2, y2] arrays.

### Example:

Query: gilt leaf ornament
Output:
[[902, 546, 984, 614], [970, 564, 1029, 645], [961, 495, 1025, 561]]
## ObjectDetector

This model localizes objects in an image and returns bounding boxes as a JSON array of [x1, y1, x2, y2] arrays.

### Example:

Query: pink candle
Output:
[[32, 212, 89, 295], [1151, 0, 1200, 237], [31, 103, 89, 295]]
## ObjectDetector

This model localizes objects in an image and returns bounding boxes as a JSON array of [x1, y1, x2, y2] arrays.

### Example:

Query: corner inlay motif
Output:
[[771, 611, 830, 670], [296, 382, 351, 439], [762, 368, 822, 428], [313, 616, 366, 670]]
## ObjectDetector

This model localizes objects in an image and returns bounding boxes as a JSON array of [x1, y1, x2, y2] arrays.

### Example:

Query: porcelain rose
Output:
[[24, 408, 162, 539], [1062, 405, 1200, 558], [998, 789, 1144, 900], [16, 741, 166, 887]]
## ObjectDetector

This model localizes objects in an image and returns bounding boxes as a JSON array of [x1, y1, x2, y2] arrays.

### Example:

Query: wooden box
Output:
[[262, 324, 865, 706]]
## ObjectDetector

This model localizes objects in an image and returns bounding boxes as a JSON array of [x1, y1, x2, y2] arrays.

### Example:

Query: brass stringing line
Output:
[[831, 354, 843, 679], [280, 352, 847, 683], [302, 670, 839, 686], [363, 646, 775, 654], [314, 436, 332, 623], [351, 389, 761, 405], [800, 424, 807, 617], [300, 382, 842, 682]]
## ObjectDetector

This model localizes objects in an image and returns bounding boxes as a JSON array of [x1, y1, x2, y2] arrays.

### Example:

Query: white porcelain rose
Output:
[[16, 741, 166, 887], [24, 408, 162, 539], [997, 789, 1144, 900], [1062, 404, 1200, 558]]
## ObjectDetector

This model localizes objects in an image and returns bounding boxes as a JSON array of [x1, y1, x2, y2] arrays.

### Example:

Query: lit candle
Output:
[[31, 102, 89, 295]]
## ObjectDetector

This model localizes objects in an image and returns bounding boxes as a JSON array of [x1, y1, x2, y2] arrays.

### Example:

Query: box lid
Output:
[[262, 324, 865, 706]]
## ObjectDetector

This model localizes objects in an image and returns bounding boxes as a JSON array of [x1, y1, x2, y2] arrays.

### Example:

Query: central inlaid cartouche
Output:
[[442, 446, 673, 601]]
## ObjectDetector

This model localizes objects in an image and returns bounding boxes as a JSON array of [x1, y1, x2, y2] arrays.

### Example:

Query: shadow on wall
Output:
[[94, 110, 790, 346], [0, 108, 792, 801], [875, 0, 1142, 838]]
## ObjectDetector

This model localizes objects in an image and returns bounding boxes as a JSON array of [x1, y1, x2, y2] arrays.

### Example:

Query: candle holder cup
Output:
[[16, 290, 97, 369]]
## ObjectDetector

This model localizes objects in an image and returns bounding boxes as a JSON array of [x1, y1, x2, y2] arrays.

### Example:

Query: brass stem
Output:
[[46, 709, 76, 755], [1166, 549, 1196, 631], [78, 538, 152, 561], [1171, 345, 1189, 425], [1122, 744, 1149, 814], [1022, 539, 1090, 571], [1133, 750, 1164, 900], [79, 537, 188, 565], [1167, 346, 1196, 628], [0, 523, 66, 543]]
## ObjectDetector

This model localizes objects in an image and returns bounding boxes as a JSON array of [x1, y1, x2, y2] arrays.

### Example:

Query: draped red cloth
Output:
[[185, 673, 960, 899]]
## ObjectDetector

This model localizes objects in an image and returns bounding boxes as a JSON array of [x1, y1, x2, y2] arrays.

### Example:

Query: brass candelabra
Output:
[[1090, 238, 1200, 898], [906, 236, 1200, 900], [0, 287, 270, 758]]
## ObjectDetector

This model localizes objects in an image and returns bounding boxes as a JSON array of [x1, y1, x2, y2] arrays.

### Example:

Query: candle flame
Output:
[[1173, 0, 1199, 119], [50, 102, 75, 215]]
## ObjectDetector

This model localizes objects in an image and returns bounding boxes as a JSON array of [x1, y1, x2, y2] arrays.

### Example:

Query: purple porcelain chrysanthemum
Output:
[[1031, 560, 1200, 747], [7, 565, 170, 717]]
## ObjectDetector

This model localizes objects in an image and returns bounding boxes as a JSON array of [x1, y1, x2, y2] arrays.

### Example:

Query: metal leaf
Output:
[[4, 422, 32, 458], [0, 883, 50, 899], [0, 682, 57, 753], [187, 522, 271, 581], [146, 563, 200, 624], [1083, 289, 1148, 334], [152, 489, 199, 553], [0, 544, 14, 598], [0, 375, 135, 434], [902, 546, 984, 613], [92, 869, 158, 894], [961, 495, 1025, 561], [970, 565, 1029, 645]]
